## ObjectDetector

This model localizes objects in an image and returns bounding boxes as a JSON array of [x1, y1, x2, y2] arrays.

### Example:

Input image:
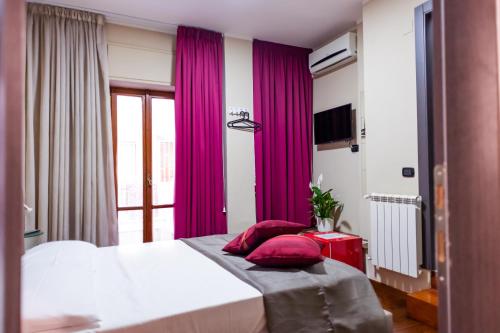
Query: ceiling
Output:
[[30, 0, 362, 49]]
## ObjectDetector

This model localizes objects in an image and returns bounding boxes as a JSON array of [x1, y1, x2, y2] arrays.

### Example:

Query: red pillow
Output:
[[245, 235, 324, 268], [223, 220, 306, 255]]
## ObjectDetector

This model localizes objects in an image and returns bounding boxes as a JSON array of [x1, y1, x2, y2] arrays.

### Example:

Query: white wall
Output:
[[363, 0, 424, 196], [224, 37, 257, 233], [106, 24, 175, 88], [313, 25, 370, 240], [357, 25, 371, 244], [363, 0, 430, 292], [313, 29, 364, 237]]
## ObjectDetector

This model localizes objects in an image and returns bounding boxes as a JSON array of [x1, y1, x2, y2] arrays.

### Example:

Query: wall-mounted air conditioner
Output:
[[309, 32, 357, 75]]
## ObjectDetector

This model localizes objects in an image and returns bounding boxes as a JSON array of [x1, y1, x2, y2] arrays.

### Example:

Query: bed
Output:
[[22, 235, 392, 333]]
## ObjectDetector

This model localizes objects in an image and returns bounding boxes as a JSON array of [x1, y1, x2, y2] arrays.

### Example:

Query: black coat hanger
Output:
[[227, 111, 261, 132]]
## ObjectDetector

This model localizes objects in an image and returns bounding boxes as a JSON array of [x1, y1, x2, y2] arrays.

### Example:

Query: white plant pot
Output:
[[316, 217, 334, 232]]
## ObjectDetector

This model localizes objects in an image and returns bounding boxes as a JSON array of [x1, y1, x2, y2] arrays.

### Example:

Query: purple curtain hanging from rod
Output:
[[253, 40, 313, 226], [174, 26, 226, 238]]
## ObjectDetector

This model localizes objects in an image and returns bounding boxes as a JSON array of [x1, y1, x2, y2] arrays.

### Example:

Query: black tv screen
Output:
[[314, 104, 352, 144]]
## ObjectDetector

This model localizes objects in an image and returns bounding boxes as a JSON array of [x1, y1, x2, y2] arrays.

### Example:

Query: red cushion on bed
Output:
[[245, 235, 324, 267], [223, 233, 245, 254], [223, 220, 306, 255]]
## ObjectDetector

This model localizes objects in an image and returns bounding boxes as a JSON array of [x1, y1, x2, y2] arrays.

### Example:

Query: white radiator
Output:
[[365, 193, 422, 278]]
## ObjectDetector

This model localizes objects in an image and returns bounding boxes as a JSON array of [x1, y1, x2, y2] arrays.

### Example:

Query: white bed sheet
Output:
[[88, 240, 267, 333], [22, 241, 100, 333]]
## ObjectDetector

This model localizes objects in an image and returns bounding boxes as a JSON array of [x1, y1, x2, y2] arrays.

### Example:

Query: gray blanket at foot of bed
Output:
[[182, 234, 391, 333]]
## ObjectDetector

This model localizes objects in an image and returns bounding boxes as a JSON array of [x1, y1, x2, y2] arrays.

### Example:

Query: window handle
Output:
[[147, 175, 152, 187]]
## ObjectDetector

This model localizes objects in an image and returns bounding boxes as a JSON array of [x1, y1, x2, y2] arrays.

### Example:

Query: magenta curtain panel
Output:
[[174, 26, 226, 238], [253, 40, 313, 226]]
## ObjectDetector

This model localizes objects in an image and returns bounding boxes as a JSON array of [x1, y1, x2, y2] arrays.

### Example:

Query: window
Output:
[[111, 88, 175, 244]]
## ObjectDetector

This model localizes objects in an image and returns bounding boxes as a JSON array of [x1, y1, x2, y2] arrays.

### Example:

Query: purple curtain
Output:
[[174, 26, 226, 238], [253, 40, 313, 226]]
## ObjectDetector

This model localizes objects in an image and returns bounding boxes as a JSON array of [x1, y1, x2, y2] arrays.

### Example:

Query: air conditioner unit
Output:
[[309, 32, 357, 75]]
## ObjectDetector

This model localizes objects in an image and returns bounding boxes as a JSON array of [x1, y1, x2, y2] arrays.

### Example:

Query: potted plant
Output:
[[310, 174, 343, 232]]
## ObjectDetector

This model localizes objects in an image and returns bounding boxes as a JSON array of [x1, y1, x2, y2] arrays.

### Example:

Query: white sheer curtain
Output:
[[25, 4, 118, 246]]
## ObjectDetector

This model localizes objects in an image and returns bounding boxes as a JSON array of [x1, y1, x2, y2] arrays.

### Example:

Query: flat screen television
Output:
[[314, 104, 353, 145]]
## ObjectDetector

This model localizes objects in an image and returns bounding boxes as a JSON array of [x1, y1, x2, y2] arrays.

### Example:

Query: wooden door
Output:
[[434, 0, 500, 331], [111, 88, 175, 244], [0, 0, 25, 331]]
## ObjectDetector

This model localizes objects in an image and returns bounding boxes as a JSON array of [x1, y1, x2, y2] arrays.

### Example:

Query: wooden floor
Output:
[[371, 281, 437, 333]]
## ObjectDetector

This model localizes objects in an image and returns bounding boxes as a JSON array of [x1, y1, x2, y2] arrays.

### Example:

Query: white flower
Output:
[[317, 174, 323, 188]]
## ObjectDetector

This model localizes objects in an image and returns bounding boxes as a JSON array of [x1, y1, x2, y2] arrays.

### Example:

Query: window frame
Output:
[[111, 87, 175, 242]]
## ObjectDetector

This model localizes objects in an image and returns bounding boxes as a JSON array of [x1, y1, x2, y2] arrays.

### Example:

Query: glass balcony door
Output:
[[111, 88, 175, 244]]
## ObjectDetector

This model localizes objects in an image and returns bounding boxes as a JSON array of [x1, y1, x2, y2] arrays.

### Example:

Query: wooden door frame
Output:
[[0, 0, 25, 331], [434, 0, 500, 331], [110, 87, 175, 242], [415, 0, 435, 270]]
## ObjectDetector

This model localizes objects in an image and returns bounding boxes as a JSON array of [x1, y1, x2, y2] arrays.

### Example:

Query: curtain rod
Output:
[[26, 0, 178, 34]]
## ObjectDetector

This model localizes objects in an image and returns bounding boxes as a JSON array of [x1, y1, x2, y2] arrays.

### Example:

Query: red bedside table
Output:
[[303, 231, 365, 272]]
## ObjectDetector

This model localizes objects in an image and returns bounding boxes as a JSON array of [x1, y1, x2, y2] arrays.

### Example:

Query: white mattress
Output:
[[89, 240, 267, 333], [97, 241, 265, 333]]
